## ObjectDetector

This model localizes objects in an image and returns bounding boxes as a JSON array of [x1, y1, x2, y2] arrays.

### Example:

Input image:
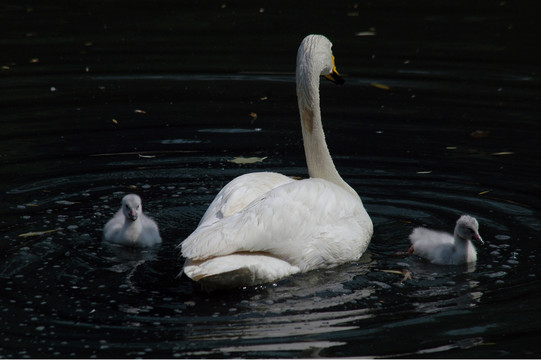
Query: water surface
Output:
[[1, 1, 541, 358]]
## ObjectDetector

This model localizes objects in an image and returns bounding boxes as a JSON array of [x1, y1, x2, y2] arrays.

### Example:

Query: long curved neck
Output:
[[296, 67, 359, 200]]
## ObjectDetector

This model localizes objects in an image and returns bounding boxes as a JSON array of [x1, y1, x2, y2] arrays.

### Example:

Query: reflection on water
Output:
[[2, 1, 541, 357]]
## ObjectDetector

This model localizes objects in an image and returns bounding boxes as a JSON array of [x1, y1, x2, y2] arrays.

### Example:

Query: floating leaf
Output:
[[371, 82, 390, 90], [128, 185, 138, 190], [55, 200, 79, 205], [478, 190, 492, 195], [29, 58, 39, 63], [134, 109, 147, 114], [26, 203, 39, 207], [381, 270, 403, 275], [112, 118, 118, 124], [446, 146, 458, 150], [18, 228, 62, 238], [416, 170, 432, 174], [356, 31, 376, 36], [249, 112, 258, 123], [229, 156, 267, 164], [260, 96, 268, 101], [470, 130, 490, 138], [381, 269, 412, 282], [491, 151, 514, 156]]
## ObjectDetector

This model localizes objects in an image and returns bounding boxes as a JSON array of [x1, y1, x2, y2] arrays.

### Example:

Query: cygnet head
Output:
[[297, 34, 344, 86], [121, 194, 142, 222], [455, 215, 484, 245]]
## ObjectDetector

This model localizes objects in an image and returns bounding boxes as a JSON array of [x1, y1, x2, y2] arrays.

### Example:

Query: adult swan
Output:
[[180, 34, 373, 289]]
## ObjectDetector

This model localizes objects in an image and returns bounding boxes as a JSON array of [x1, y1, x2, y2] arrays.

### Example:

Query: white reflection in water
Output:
[[184, 255, 375, 348]]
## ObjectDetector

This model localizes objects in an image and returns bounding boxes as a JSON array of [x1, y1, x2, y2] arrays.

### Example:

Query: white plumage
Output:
[[407, 215, 484, 265], [180, 34, 373, 289], [103, 194, 162, 248]]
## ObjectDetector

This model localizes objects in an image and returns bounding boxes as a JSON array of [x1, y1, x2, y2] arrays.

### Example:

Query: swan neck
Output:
[[296, 67, 359, 199]]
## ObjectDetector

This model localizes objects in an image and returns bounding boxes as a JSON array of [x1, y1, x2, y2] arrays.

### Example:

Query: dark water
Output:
[[1, 1, 541, 358]]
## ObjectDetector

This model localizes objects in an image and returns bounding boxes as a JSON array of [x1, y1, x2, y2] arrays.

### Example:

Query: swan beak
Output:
[[324, 56, 345, 85], [129, 211, 138, 221], [473, 232, 484, 246]]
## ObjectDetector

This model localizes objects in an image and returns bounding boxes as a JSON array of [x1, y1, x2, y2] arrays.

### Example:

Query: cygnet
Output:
[[401, 215, 484, 265], [103, 194, 162, 248]]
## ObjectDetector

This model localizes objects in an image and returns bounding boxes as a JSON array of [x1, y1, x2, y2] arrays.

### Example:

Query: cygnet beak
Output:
[[128, 211, 138, 221], [473, 232, 484, 246]]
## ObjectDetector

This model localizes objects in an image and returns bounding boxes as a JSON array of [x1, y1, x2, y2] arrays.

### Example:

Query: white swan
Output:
[[403, 215, 484, 265], [103, 194, 162, 248], [180, 34, 373, 289]]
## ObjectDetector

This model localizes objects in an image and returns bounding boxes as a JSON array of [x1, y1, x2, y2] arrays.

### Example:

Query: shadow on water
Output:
[[1, 1, 541, 358]]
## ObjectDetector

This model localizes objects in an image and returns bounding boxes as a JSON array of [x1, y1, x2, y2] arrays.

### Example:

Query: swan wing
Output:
[[139, 214, 162, 245], [198, 172, 295, 227], [183, 254, 301, 289], [409, 227, 454, 246], [409, 227, 455, 264], [181, 178, 372, 272], [103, 210, 124, 241]]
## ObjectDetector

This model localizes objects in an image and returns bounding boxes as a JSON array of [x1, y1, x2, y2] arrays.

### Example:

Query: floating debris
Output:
[[470, 130, 490, 138], [249, 112, 258, 123], [56, 200, 80, 205], [138, 154, 156, 159], [416, 171, 432, 174], [381, 269, 412, 282], [356, 31, 376, 36], [371, 83, 390, 90], [112, 118, 118, 124], [134, 109, 147, 114], [478, 190, 492, 195], [229, 156, 268, 164], [491, 151, 514, 156], [18, 228, 63, 238]]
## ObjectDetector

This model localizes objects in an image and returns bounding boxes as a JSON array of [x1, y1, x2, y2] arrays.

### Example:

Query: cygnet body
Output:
[[103, 194, 162, 248], [407, 215, 484, 265]]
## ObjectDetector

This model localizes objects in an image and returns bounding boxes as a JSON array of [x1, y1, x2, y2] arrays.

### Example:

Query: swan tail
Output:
[[182, 254, 301, 289]]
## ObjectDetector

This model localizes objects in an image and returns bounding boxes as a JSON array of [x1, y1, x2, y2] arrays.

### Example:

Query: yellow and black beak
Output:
[[323, 55, 345, 85]]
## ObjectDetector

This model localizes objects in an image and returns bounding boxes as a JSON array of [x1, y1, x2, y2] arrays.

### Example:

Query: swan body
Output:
[[103, 194, 162, 248], [408, 215, 484, 265], [180, 34, 373, 289]]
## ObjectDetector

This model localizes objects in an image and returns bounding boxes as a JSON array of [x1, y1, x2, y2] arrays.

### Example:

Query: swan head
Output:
[[455, 215, 484, 245], [122, 194, 142, 222], [297, 34, 344, 88]]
